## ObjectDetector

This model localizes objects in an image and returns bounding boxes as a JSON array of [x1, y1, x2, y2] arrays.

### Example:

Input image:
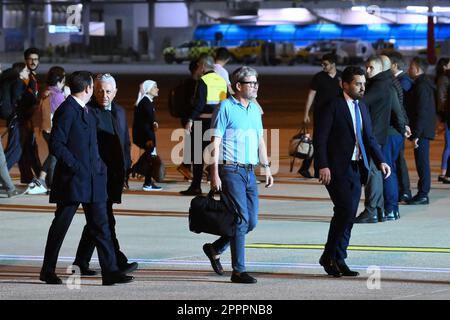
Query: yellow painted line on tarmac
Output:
[[246, 243, 450, 254]]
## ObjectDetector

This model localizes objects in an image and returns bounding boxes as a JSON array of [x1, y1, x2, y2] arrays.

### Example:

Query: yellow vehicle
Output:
[[163, 40, 214, 64], [227, 40, 265, 64], [228, 39, 296, 65]]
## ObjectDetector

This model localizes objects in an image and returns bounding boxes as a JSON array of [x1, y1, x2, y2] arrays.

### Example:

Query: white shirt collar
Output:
[[394, 70, 403, 77], [71, 95, 86, 108]]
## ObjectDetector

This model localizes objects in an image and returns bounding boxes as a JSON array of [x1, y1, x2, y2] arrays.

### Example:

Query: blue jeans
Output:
[[212, 164, 259, 273], [414, 138, 431, 198], [441, 123, 450, 171], [382, 134, 403, 213]]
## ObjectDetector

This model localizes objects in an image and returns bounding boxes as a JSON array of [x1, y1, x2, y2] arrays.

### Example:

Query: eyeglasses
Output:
[[239, 81, 259, 88]]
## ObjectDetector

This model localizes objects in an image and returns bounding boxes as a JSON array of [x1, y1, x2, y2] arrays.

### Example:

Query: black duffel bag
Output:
[[189, 190, 246, 237]]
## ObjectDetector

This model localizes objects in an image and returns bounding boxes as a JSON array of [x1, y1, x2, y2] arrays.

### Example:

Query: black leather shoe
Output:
[[438, 175, 446, 182], [384, 211, 396, 221], [354, 211, 378, 224], [298, 169, 313, 179], [377, 210, 387, 222], [73, 264, 97, 276], [40, 272, 62, 284], [407, 195, 429, 205], [119, 262, 139, 274], [203, 243, 224, 275], [102, 273, 134, 286], [398, 193, 411, 204], [180, 188, 202, 196], [394, 211, 400, 220], [319, 256, 342, 277], [336, 261, 360, 277], [231, 272, 257, 284], [443, 177, 450, 184]]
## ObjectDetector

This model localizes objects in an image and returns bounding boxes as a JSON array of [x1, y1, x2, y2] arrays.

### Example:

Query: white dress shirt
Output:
[[343, 91, 363, 161]]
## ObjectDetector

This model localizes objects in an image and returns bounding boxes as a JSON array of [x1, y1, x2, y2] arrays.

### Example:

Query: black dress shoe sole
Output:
[[40, 276, 62, 284], [230, 274, 257, 284], [120, 262, 139, 274], [203, 244, 224, 275], [102, 276, 134, 286]]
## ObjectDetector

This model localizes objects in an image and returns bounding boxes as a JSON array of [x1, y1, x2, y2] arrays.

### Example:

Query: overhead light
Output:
[[406, 6, 429, 13], [351, 6, 367, 12]]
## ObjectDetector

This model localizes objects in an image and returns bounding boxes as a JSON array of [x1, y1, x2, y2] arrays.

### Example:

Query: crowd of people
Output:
[[0, 46, 449, 283], [302, 52, 449, 226]]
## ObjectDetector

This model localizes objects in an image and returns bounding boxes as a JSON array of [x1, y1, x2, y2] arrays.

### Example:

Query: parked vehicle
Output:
[[163, 40, 214, 64], [307, 39, 375, 65]]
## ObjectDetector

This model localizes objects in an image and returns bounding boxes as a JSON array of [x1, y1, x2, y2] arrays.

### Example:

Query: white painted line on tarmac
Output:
[[1, 254, 450, 274]]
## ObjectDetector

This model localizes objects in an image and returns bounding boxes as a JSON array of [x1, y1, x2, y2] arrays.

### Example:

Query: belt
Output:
[[223, 161, 255, 170]]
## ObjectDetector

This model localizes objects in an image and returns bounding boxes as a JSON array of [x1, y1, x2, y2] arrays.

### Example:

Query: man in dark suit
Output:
[[314, 66, 390, 277], [39, 71, 133, 286], [407, 57, 437, 204], [73, 73, 138, 275]]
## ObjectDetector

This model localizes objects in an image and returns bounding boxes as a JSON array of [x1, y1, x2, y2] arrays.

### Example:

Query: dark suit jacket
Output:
[[49, 96, 107, 203], [409, 74, 437, 140], [89, 101, 131, 203], [314, 95, 385, 184], [362, 70, 393, 146]]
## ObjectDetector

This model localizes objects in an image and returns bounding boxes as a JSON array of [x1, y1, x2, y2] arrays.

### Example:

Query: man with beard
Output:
[[314, 66, 390, 277]]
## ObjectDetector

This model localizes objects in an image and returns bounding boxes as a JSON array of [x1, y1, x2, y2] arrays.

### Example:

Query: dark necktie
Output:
[[353, 100, 369, 170]]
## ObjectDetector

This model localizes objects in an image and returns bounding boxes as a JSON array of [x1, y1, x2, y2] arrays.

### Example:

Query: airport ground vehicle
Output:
[[227, 39, 296, 65], [163, 40, 214, 64], [306, 39, 375, 64]]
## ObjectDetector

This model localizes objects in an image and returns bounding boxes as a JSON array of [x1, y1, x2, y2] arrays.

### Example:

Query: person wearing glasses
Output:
[[180, 55, 227, 196], [205, 66, 274, 284], [4, 48, 42, 185], [300, 53, 342, 179], [72, 73, 137, 276]]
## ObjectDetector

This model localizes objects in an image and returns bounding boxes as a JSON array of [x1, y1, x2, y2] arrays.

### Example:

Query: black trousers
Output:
[[324, 162, 362, 261], [396, 139, 412, 197], [190, 118, 211, 190], [41, 202, 118, 276], [73, 201, 128, 268]]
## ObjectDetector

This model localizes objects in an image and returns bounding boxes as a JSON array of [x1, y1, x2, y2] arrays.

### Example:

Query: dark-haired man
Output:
[[40, 71, 133, 286], [5, 48, 42, 184], [301, 53, 342, 178], [407, 57, 437, 205], [314, 66, 390, 277]]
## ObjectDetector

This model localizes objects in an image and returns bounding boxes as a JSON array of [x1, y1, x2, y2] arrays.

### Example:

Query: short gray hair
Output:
[[94, 73, 117, 89], [231, 66, 258, 91], [199, 55, 215, 72]]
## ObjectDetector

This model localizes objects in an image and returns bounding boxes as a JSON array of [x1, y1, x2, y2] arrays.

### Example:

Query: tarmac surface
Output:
[[1, 65, 450, 300]]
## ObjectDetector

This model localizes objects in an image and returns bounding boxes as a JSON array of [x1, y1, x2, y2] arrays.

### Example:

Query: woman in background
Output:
[[132, 80, 162, 191]]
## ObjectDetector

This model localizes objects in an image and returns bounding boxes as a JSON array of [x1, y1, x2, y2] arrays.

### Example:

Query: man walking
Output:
[[205, 66, 274, 284], [301, 53, 342, 178], [180, 55, 227, 196], [40, 71, 133, 286], [72, 73, 138, 276], [314, 66, 390, 277]]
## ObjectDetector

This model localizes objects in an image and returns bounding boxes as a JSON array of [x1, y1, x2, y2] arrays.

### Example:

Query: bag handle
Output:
[[210, 189, 247, 224]]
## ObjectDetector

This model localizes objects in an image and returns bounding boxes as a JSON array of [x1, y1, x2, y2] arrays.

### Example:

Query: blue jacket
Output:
[[314, 95, 385, 183], [49, 96, 107, 203]]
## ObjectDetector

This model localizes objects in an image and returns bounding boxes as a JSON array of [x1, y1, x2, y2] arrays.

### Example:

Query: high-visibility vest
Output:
[[201, 72, 227, 105]]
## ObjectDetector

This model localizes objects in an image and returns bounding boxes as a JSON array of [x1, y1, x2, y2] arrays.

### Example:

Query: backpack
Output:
[[0, 69, 15, 120], [168, 79, 197, 118]]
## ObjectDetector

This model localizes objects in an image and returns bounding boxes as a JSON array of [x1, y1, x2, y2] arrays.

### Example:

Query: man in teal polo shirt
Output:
[[203, 66, 274, 284]]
